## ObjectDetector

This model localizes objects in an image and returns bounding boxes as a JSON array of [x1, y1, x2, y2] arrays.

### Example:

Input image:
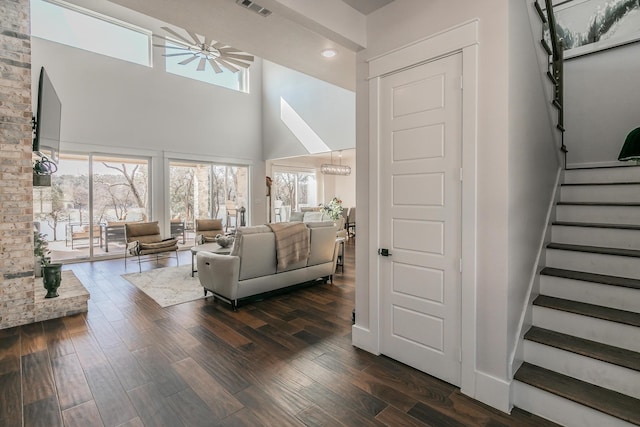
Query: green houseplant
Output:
[[34, 230, 62, 297]]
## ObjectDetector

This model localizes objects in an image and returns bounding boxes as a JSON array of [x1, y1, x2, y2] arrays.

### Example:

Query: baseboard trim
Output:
[[474, 370, 512, 413], [351, 324, 380, 355]]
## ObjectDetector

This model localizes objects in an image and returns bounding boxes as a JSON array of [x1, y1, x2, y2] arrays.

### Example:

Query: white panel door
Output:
[[379, 53, 462, 386]]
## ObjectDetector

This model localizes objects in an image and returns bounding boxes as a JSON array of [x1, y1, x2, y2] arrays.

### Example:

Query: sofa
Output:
[[197, 221, 339, 309]]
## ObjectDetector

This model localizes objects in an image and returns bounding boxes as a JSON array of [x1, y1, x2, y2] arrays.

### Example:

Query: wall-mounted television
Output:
[[33, 66, 62, 160]]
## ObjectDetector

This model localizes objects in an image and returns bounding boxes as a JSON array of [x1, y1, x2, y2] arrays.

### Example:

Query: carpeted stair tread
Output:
[[547, 242, 640, 258], [540, 267, 640, 290], [514, 362, 640, 425], [552, 221, 640, 231], [533, 295, 640, 327], [525, 326, 640, 372]]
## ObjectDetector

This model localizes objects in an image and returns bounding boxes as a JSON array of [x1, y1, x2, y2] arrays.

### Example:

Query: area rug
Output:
[[121, 265, 205, 307]]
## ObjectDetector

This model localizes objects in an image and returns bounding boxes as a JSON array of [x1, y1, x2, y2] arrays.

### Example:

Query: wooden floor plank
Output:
[[171, 357, 244, 421], [84, 362, 139, 427], [42, 318, 75, 359], [22, 350, 56, 405], [23, 395, 62, 427], [0, 371, 22, 427], [126, 383, 185, 427], [51, 353, 93, 410], [61, 400, 105, 427]]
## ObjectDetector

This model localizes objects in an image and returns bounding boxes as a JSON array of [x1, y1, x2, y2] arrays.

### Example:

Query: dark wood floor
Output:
[[0, 239, 558, 427]]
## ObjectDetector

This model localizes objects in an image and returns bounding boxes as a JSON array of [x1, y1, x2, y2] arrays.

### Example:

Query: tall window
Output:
[[170, 161, 248, 241], [34, 153, 150, 262], [31, 0, 151, 66], [273, 170, 317, 212]]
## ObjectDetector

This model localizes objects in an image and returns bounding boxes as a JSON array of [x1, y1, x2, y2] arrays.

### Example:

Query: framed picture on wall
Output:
[[549, 0, 640, 59]]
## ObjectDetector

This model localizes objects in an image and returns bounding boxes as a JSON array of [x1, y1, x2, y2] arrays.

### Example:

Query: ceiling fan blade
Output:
[[186, 30, 202, 46], [153, 44, 191, 51], [208, 58, 224, 73], [160, 26, 195, 46], [197, 57, 207, 71], [223, 53, 254, 62], [163, 52, 194, 57], [220, 56, 251, 69], [212, 41, 227, 49], [179, 55, 199, 65], [216, 58, 240, 73], [217, 47, 242, 54]]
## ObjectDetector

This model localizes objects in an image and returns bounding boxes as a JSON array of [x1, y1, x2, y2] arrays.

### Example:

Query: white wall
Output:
[[507, 0, 562, 376], [262, 60, 355, 160], [356, 0, 515, 411], [564, 42, 640, 167], [31, 30, 266, 226]]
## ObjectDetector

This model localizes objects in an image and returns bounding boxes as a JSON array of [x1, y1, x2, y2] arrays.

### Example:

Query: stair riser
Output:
[[540, 275, 640, 312], [546, 249, 640, 279], [561, 185, 640, 203], [524, 340, 640, 399], [564, 167, 640, 184], [513, 381, 637, 427], [556, 205, 640, 225], [552, 225, 640, 250], [532, 306, 640, 352]]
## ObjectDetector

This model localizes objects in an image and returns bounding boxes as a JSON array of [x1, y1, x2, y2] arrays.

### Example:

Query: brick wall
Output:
[[0, 0, 35, 329]]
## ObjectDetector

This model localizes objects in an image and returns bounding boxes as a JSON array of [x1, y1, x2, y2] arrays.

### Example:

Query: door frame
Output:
[[354, 20, 478, 398]]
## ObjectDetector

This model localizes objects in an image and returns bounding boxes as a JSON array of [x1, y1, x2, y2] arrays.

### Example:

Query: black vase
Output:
[[42, 263, 62, 298]]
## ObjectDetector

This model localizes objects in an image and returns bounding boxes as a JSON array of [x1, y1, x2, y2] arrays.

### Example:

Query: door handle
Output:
[[378, 248, 392, 257]]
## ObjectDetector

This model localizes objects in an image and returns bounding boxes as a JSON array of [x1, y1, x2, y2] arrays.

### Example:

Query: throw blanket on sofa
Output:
[[267, 222, 310, 270]]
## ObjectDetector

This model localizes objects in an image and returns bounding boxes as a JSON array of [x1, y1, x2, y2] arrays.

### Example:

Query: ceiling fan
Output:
[[154, 26, 254, 74]]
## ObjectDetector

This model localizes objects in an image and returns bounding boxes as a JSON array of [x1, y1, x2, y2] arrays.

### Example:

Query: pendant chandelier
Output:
[[321, 151, 351, 176]]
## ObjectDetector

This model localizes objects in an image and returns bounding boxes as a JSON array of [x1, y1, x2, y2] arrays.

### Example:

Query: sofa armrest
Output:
[[196, 252, 240, 301]]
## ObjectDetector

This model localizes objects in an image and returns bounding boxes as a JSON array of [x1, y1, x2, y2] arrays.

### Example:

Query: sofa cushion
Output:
[[232, 225, 277, 280], [289, 211, 304, 222], [303, 211, 323, 222], [306, 222, 338, 266], [126, 221, 160, 239]]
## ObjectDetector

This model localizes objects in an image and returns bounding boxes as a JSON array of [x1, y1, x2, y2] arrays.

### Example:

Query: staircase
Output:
[[513, 166, 640, 426]]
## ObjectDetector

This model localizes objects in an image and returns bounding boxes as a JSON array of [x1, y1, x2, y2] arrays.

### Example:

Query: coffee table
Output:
[[190, 243, 232, 277]]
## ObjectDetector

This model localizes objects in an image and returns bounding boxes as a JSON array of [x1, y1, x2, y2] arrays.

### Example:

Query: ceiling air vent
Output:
[[236, 0, 272, 17]]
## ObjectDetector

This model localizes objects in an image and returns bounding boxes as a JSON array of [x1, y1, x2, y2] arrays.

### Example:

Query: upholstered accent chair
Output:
[[195, 218, 225, 245], [124, 221, 179, 272]]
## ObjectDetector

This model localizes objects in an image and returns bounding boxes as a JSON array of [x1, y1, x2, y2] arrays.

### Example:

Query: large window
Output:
[[273, 170, 317, 214], [31, 0, 151, 66], [170, 161, 248, 242], [34, 153, 150, 262]]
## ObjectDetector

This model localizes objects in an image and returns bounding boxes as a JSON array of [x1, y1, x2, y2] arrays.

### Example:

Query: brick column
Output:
[[0, 0, 35, 329]]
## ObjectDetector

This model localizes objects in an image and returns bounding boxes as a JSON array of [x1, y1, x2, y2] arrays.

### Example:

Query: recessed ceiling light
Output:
[[321, 48, 337, 58]]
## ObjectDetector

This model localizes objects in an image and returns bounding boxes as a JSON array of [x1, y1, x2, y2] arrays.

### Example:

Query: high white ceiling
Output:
[[341, 0, 394, 15], [107, 0, 396, 91]]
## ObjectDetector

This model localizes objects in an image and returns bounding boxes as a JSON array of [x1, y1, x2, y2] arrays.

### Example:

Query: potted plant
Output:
[[322, 197, 344, 221], [33, 156, 57, 187], [34, 230, 62, 297], [33, 230, 50, 277]]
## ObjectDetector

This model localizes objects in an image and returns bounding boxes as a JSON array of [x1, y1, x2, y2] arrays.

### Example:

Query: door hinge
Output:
[[459, 259, 463, 273], [460, 75, 463, 90], [460, 167, 463, 182]]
